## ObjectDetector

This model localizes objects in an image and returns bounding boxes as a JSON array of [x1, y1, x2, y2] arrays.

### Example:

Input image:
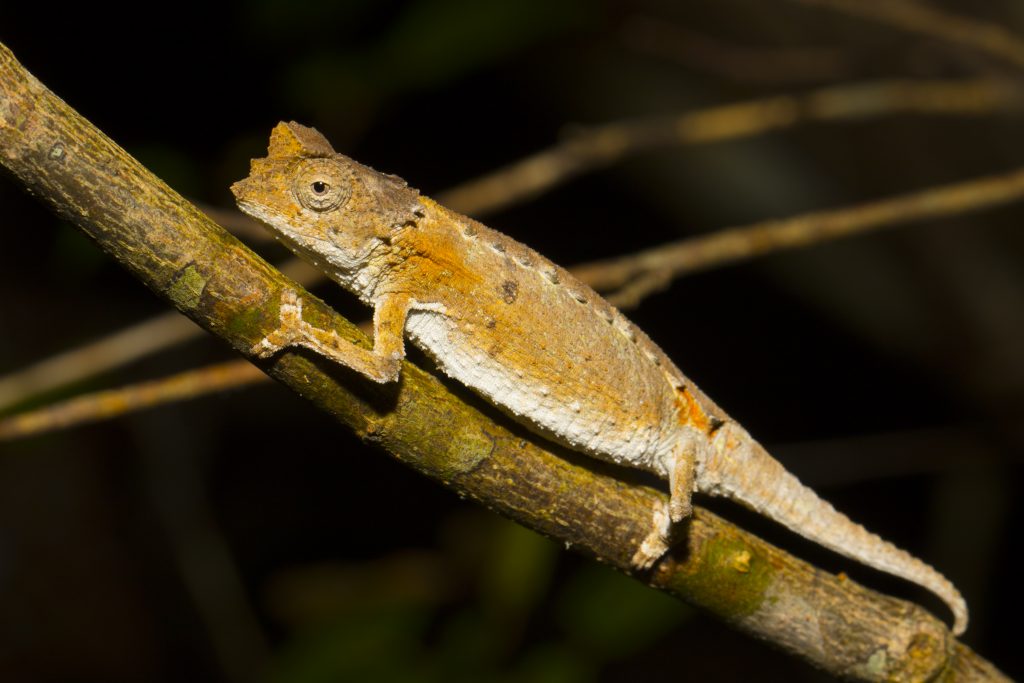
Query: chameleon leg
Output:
[[668, 438, 698, 523], [630, 436, 700, 568], [252, 290, 410, 383]]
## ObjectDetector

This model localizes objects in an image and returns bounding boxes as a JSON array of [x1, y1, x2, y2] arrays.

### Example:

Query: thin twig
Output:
[[0, 313, 372, 439], [575, 165, 1024, 296], [1, 43, 1006, 677], [622, 14, 852, 84], [0, 311, 199, 411], [0, 361, 264, 440], [788, 0, 1024, 71], [437, 78, 1022, 215], [0, 196, 286, 412], [604, 268, 674, 309], [0, 256, 320, 413]]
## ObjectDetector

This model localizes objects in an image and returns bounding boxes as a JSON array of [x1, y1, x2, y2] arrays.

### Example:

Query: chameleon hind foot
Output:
[[631, 499, 672, 570]]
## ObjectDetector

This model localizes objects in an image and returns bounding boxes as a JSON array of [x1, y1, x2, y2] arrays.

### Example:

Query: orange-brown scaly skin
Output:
[[387, 197, 708, 472], [232, 122, 967, 634]]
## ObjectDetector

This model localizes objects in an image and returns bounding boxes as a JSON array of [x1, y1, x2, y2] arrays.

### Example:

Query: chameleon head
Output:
[[231, 121, 423, 276]]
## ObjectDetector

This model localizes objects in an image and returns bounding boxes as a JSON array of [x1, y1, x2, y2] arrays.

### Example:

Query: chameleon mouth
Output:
[[232, 196, 290, 242], [232, 197, 265, 223]]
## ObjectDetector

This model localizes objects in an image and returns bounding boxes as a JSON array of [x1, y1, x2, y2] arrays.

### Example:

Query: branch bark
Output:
[[0, 42, 1007, 681]]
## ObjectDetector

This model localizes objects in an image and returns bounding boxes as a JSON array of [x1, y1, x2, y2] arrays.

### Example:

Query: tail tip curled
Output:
[[951, 599, 968, 637]]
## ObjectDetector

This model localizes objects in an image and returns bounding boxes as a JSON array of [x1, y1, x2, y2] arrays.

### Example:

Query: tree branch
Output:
[[437, 77, 1022, 216], [574, 164, 1024, 296], [0, 42, 1007, 680]]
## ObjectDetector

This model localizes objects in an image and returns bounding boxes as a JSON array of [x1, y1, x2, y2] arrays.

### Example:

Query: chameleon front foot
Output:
[[250, 289, 404, 383], [250, 289, 308, 358]]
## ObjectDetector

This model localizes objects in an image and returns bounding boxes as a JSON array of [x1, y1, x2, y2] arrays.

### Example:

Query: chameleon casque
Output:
[[232, 122, 967, 635]]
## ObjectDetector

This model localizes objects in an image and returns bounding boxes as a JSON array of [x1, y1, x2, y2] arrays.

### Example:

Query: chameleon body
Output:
[[232, 122, 967, 635]]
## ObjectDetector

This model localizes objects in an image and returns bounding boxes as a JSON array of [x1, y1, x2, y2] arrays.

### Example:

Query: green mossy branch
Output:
[[0, 42, 1007, 682]]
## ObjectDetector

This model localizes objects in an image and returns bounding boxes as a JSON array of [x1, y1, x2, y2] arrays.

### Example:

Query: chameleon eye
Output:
[[293, 159, 351, 212]]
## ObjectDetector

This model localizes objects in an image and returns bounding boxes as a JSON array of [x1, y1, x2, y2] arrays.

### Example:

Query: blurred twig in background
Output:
[[788, 0, 1024, 70], [0, 257, 320, 412], [438, 78, 1022, 216], [622, 15, 853, 84], [0, 361, 264, 440], [587, 165, 1024, 304]]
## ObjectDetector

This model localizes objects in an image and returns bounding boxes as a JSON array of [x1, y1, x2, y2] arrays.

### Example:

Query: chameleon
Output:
[[232, 121, 967, 635]]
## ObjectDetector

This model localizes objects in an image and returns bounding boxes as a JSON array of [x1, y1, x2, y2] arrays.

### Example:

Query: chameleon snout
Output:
[[229, 177, 251, 201]]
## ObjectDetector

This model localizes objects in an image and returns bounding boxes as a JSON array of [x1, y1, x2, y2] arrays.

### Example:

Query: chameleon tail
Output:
[[697, 420, 968, 636]]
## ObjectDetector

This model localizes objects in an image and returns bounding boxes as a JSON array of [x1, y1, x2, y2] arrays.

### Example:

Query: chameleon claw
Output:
[[278, 290, 304, 326], [250, 336, 283, 359]]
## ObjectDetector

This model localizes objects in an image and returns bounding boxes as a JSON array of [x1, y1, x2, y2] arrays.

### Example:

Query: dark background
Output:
[[1, 1, 1022, 681]]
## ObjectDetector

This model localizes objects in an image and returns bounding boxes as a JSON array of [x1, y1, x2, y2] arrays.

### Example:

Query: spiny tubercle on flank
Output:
[[431, 197, 686, 390]]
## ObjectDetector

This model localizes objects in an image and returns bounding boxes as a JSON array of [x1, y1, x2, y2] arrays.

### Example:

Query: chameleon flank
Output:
[[232, 122, 967, 635]]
